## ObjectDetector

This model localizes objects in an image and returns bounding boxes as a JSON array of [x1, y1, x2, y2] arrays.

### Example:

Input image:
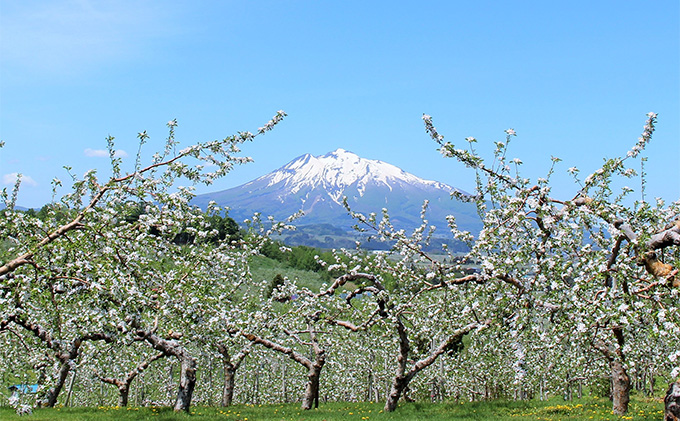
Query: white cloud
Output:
[[84, 148, 128, 158], [83, 148, 108, 158], [3, 173, 38, 187]]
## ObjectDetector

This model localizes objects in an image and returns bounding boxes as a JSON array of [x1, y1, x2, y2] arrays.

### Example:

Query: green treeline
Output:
[[260, 241, 336, 277], [13, 203, 243, 246]]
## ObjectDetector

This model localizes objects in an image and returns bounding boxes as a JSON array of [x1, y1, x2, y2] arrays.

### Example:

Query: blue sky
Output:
[[1, 0, 678, 209]]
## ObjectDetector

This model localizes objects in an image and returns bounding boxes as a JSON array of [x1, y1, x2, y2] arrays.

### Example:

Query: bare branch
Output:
[[316, 273, 380, 298], [241, 332, 313, 369]]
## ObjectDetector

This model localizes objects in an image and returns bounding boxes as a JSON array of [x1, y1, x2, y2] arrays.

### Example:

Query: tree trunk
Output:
[[281, 364, 288, 403], [238, 325, 326, 411], [96, 351, 166, 407], [664, 382, 680, 421], [45, 360, 71, 407], [6, 316, 111, 408], [593, 327, 630, 415], [383, 320, 482, 412], [173, 354, 197, 412], [166, 363, 174, 405], [64, 369, 77, 407], [222, 365, 236, 406], [595, 328, 631, 415], [384, 315, 411, 413], [384, 374, 410, 412], [367, 371, 373, 402], [134, 326, 197, 412], [119, 385, 130, 407], [301, 365, 322, 410], [253, 365, 259, 404], [217, 343, 249, 407], [611, 359, 631, 415]]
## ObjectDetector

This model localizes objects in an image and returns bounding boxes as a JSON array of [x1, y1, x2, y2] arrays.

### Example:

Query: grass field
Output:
[[0, 396, 665, 420], [250, 255, 327, 291]]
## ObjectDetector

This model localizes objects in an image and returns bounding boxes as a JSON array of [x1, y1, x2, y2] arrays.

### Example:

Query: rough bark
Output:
[[384, 316, 412, 412], [647, 219, 680, 251], [175, 354, 197, 412], [609, 216, 678, 285], [45, 359, 72, 407], [4, 314, 112, 407], [593, 328, 630, 415], [239, 324, 326, 410], [222, 368, 235, 407], [569, 200, 680, 287], [384, 320, 483, 412], [385, 374, 411, 412], [96, 351, 167, 407], [134, 328, 196, 412], [302, 365, 323, 410], [610, 359, 631, 415], [665, 382, 680, 421], [217, 343, 249, 407], [119, 385, 130, 407]]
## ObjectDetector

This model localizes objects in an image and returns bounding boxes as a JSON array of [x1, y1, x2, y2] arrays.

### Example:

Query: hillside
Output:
[[193, 149, 481, 241]]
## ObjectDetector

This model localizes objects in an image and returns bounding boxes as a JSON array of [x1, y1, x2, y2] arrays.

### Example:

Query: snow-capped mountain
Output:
[[263, 148, 454, 204], [193, 149, 481, 233]]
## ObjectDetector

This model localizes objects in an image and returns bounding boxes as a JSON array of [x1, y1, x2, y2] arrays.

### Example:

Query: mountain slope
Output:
[[193, 149, 481, 234]]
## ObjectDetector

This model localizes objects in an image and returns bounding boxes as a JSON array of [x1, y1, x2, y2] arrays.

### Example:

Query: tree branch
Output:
[[241, 332, 313, 369], [316, 273, 381, 298]]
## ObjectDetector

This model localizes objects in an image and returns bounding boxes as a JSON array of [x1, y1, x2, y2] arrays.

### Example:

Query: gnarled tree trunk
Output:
[[384, 316, 413, 412], [239, 323, 326, 411], [610, 359, 631, 415], [384, 320, 482, 412], [96, 351, 167, 407], [118, 384, 131, 407], [217, 343, 249, 407], [45, 357, 72, 407], [134, 327, 196, 412], [317, 273, 485, 413], [302, 362, 323, 410], [593, 327, 630, 415], [222, 363, 236, 407], [174, 353, 197, 412], [2, 315, 112, 407], [665, 382, 680, 421], [385, 372, 412, 412]]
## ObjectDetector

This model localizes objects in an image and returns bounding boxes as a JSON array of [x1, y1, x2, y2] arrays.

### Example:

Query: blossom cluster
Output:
[[258, 110, 287, 134]]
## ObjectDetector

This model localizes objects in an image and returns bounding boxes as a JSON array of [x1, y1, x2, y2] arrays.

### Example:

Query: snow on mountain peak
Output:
[[325, 148, 350, 156], [261, 149, 453, 204], [192, 149, 480, 234]]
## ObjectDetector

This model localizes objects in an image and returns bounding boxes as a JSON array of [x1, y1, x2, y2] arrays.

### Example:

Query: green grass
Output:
[[250, 255, 328, 291], [0, 397, 664, 420]]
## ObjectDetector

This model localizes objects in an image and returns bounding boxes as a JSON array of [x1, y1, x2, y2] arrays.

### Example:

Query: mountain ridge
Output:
[[192, 149, 481, 235]]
